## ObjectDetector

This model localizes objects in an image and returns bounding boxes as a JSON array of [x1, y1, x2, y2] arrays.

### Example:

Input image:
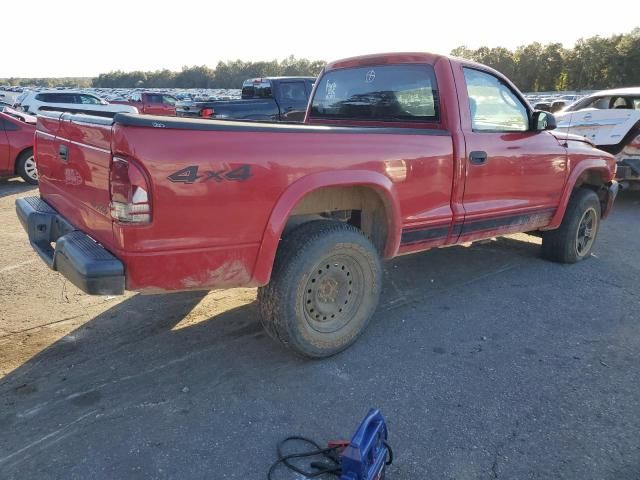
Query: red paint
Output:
[[33, 54, 617, 292], [112, 93, 177, 116], [0, 111, 35, 177]]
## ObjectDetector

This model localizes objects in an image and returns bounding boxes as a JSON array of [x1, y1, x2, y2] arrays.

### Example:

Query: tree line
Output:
[[0, 77, 92, 88], [3, 29, 639, 92], [451, 28, 640, 91], [92, 56, 326, 89]]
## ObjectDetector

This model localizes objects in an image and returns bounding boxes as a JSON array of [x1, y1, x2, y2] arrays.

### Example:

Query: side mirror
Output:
[[532, 110, 556, 131]]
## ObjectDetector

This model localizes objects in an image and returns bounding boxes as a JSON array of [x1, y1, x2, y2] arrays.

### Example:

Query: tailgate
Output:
[[35, 112, 115, 249]]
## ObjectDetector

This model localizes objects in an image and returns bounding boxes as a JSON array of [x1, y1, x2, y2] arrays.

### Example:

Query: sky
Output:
[[2, 0, 638, 78]]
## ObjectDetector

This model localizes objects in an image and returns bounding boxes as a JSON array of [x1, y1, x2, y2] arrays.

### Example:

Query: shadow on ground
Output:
[[0, 177, 36, 199], [1, 191, 639, 479]]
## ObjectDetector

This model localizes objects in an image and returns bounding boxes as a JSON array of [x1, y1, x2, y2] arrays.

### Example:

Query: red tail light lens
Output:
[[200, 108, 214, 117], [109, 157, 151, 224]]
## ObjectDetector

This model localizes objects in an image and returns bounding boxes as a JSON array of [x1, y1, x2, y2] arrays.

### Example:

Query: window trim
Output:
[[463, 67, 532, 134], [308, 63, 441, 125]]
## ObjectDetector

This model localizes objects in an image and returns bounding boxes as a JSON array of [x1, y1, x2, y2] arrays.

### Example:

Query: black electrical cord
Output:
[[267, 436, 393, 480]]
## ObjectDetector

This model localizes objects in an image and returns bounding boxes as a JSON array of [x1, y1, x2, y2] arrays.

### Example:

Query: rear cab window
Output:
[[309, 64, 439, 123], [242, 80, 273, 99]]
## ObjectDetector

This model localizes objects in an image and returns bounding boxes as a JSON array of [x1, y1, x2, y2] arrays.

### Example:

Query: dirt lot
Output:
[[1, 176, 639, 479]]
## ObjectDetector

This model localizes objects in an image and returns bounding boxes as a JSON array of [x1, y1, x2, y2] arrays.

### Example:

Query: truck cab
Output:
[[177, 77, 315, 122], [123, 92, 177, 116]]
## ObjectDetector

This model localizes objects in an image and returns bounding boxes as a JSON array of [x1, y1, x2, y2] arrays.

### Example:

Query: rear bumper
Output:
[[15, 196, 125, 295]]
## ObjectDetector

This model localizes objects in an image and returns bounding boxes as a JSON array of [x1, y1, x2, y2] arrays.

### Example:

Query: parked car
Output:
[[534, 101, 552, 112], [111, 92, 177, 116], [19, 52, 618, 357], [176, 77, 315, 122], [0, 107, 37, 184], [15, 90, 138, 116], [555, 87, 640, 189]]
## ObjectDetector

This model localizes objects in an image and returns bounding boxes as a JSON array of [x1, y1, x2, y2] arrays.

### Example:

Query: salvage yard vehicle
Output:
[[555, 87, 640, 189], [111, 92, 177, 116], [176, 77, 315, 121], [17, 52, 618, 358], [0, 107, 37, 184], [14, 90, 138, 116]]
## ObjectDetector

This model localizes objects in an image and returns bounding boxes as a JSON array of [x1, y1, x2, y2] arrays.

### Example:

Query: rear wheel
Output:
[[258, 220, 382, 358], [16, 149, 38, 185], [541, 188, 601, 263]]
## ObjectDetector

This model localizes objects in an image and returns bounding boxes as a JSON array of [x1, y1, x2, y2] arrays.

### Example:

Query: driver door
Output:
[[456, 67, 568, 242]]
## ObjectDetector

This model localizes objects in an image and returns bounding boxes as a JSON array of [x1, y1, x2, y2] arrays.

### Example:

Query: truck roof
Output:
[[242, 76, 315, 85], [325, 52, 445, 71], [582, 87, 640, 97]]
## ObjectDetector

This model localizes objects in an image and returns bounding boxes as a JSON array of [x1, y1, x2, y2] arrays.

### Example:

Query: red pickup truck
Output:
[[112, 92, 177, 116], [17, 52, 618, 357]]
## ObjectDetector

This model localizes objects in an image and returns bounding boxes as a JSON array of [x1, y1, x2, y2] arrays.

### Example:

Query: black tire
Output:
[[16, 149, 38, 185], [257, 220, 383, 358], [541, 188, 601, 263]]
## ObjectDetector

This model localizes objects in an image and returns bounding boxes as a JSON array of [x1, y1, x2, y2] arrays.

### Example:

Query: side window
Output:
[[147, 94, 163, 104], [79, 95, 100, 105], [162, 95, 176, 105], [583, 96, 610, 109], [280, 82, 307, 102], [463, 68, 529, 132], [310, 64, 439, 122], [42, 93, 76, 104], [130, 93, 141, 102]]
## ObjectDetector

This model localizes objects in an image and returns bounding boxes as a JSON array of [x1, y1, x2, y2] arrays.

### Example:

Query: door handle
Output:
[[58, 144, 68, 162], [469, 151, 487, 165]]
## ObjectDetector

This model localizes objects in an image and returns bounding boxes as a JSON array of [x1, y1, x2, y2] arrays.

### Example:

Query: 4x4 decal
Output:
[[168, 165, 252, 184]]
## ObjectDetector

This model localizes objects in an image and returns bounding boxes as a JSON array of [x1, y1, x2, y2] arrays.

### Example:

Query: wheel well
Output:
[[573, 169, 608, 215], [14, 147, 33, 174], [284, 186, 389, 254]]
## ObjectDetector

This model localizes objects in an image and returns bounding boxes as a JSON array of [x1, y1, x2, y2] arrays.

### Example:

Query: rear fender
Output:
[[251, 170, 401, 285], [545, 159, 615, 229]]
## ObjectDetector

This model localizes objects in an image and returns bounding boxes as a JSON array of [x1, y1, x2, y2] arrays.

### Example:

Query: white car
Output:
[[555, 87, 640, 190], [15, 90, 138, 116]]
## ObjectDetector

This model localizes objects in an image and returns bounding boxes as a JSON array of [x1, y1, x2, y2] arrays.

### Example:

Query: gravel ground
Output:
[[0, 176, 639, 479]]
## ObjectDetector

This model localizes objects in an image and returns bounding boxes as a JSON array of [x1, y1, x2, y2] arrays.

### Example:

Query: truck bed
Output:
[[33, 111, 454, 292]]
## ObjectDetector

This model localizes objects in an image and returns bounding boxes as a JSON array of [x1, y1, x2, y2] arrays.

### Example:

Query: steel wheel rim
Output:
[[23, 156, 38, 181], [576, 207, 597, 257], [302, 254, 365, 334]]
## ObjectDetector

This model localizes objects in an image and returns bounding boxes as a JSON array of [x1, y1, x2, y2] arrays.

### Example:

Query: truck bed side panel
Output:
[[111, 120, 454, 291]]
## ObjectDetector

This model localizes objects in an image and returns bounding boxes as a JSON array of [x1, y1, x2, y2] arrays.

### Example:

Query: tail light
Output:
[[109, 157, 151, 224], [200, 108, 214, 118]]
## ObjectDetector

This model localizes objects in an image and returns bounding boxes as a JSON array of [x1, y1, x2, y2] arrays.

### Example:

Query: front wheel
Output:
[[16, 149, 38, 185], [541, 188, 601, 263], [258, 220, 383, 358]]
